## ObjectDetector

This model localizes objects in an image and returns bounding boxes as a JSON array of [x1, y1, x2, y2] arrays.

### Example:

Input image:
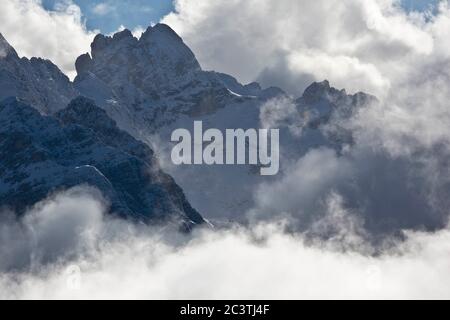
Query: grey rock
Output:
[[0, 34, 77, 114]]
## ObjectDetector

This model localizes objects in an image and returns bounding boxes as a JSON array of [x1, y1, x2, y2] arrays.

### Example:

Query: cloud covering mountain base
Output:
[[1, 188, 450, 300], [2, 0, 450, 299]]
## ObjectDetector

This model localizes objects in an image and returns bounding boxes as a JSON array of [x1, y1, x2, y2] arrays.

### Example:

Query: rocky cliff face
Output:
[[0, 33, 77, 115], [0, 96, 204, 228]]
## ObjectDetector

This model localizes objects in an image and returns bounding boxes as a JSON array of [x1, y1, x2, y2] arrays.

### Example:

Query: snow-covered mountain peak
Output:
[[301, 80, 376, 107], [75, 23, 202, 88], [85, 23, 200, 72], [303, 80, 332, 100], [140, 23, 201, 73], [72, 22, 289, 136]]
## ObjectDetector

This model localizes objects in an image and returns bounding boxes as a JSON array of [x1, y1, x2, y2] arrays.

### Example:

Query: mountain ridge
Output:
[[0, 23, 375, 223]]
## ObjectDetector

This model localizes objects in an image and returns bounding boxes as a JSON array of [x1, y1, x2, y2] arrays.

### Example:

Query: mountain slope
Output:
[[0, 96, 204, 228], [74, 24, 282, 134], [0, 33, 77, 114]]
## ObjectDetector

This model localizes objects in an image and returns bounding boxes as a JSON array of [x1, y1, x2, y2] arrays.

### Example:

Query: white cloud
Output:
[[260, 96, 305, 137], [162, 0, 439, 97], [92, 2, 114, 16], [1, 188, 450, 299], [248, 148, 352, 225], [0, 0, 96, 79]]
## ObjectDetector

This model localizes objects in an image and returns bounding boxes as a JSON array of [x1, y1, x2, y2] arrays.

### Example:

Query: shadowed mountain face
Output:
[[0, 96, 204, 228]]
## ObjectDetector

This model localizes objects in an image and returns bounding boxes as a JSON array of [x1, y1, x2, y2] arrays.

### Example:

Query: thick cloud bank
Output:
[[1, 188, 450, 300], [163, 0, 450, 235], [163, 0, 448, 96], [0, 0, 95, 78]]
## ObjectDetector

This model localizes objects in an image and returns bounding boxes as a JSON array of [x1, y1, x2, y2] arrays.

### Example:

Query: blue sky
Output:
[[41, 0, 440, 34], [42, 0, 175, 34], [402, 0, 441, 11]]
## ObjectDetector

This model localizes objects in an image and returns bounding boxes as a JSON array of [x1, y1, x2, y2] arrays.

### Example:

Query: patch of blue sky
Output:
[[41, 0, 443, 35], [41, 0, 174, 34]]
